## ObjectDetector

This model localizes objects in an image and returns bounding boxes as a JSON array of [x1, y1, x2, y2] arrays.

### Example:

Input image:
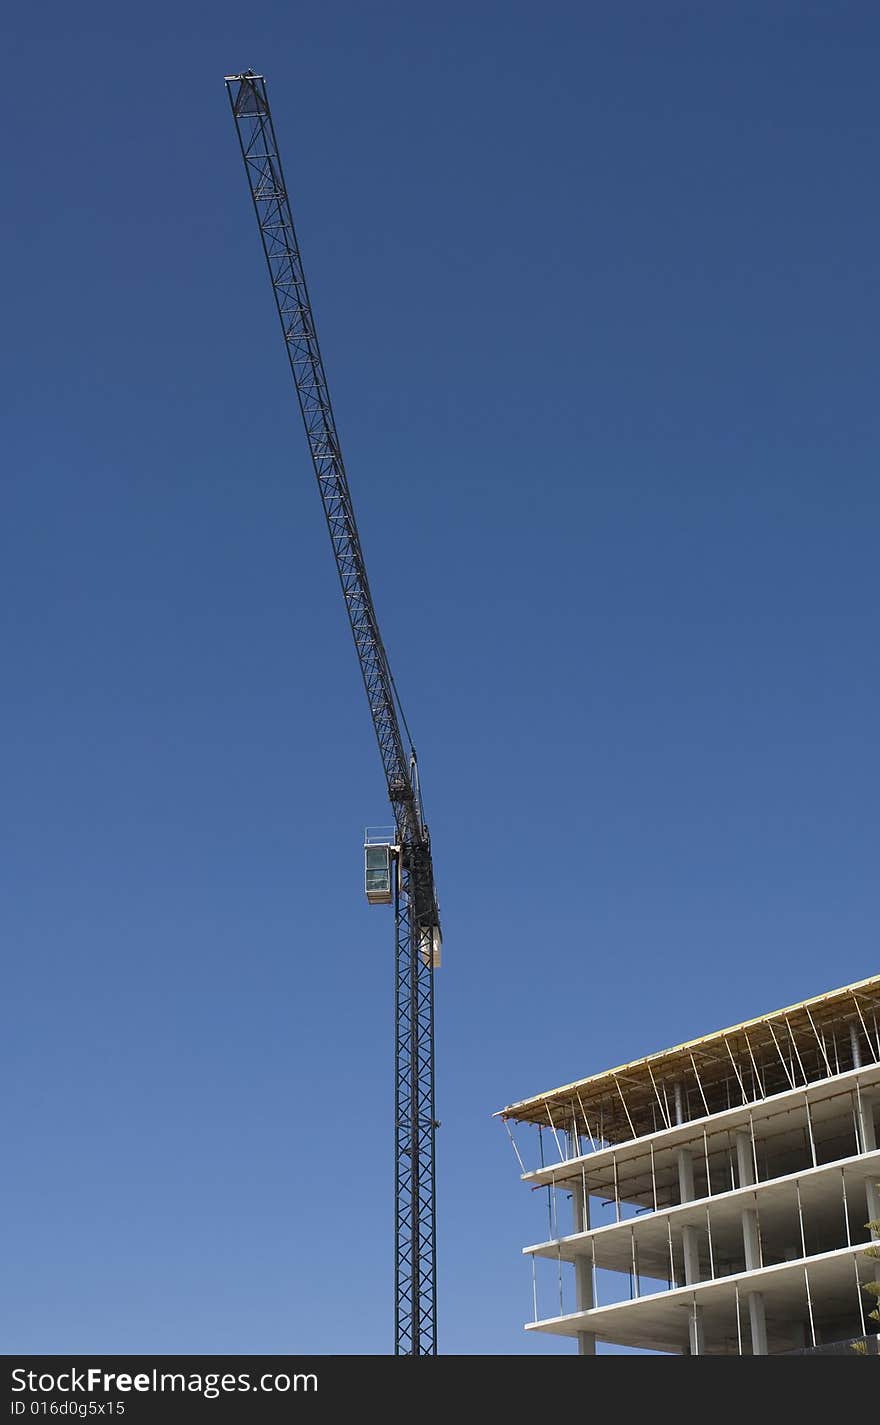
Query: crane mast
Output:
[[225, 70, 440, 1356]]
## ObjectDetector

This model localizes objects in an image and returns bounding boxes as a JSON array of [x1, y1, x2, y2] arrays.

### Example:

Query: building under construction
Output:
[[499, 974, 880, 1355]]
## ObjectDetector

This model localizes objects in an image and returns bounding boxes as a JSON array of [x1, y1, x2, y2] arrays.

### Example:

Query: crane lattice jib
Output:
[[226, 70, 439, 1357], [226, 71, 425, 853]]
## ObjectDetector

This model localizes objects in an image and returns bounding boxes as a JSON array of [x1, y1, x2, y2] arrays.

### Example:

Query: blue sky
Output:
[[3, 2, 879, 1354]]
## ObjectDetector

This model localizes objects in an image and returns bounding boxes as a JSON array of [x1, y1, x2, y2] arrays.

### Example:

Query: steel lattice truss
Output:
[[226, 71, 439, 1356], [395, 857, 437, 1355]]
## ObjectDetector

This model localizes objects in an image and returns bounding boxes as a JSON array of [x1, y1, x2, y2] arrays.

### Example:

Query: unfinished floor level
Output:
[[498, 974, 880, 1355]]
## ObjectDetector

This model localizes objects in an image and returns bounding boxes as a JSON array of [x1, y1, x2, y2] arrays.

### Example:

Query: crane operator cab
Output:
[[364, 829, 394, 905]]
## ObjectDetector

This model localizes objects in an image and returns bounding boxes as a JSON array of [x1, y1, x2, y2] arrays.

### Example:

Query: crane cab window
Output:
[[365, 844, 392, 904]]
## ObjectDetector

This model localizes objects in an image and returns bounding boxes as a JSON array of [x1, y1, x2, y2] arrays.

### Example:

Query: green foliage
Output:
[[860, 1218, 880, 1331]]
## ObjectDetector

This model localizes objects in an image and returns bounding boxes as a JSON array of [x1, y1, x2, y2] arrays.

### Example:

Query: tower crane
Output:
[[225, 70, 441, 1357]]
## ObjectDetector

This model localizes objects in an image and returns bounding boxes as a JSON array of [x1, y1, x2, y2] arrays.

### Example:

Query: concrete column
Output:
[[739, 1171, 767, 1354], [572, 1186, 596, 1355], [851, 1021, 863, 1070], [681, 1225, 701, 1285], [748, 1292, 768, 1355], [737, 1123, 767, 1352], [856, 1091, 878, 1154], [673, 1078, 696, 1260], [573, 1189, 590, 1235], [675, 1122, 702, 1286], [866, 1177, 880, 1237], [742, 1208, 761, 1271], [854, 1085, 880, 1235], [735, 1129, 755, 1188], [674, 1081, 685, 1125], [575, 1327, 597, 1355], [676, 1148, 695, 1204], [688, 1302, 704, 1356], [676, 1124, 701, 1284]]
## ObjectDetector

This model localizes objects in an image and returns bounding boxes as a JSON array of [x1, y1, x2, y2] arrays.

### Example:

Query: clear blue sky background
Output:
[[3, 2, 879, 1355]]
